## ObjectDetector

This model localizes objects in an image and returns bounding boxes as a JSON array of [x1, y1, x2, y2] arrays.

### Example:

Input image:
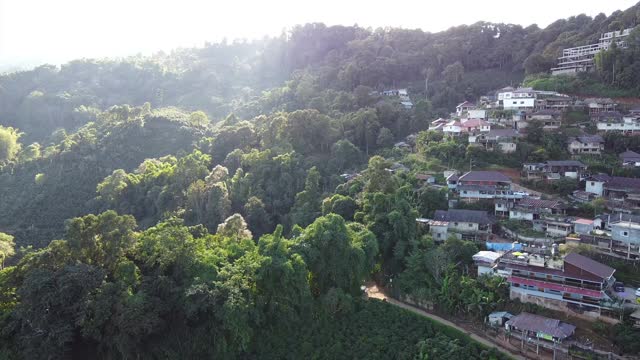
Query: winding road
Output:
[[366, 284, 528, 360]]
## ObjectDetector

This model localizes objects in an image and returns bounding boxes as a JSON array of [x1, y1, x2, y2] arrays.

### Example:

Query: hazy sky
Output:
[[0, 0, 637, 66]]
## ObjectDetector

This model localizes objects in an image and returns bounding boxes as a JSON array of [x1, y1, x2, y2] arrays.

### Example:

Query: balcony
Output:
[[510, 273, 604, 292]]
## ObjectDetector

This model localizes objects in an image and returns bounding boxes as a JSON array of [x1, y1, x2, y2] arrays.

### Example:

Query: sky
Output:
[[0, 0, 637, 67]]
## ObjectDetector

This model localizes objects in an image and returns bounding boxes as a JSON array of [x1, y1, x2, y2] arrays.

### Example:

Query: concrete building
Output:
[[460, 118, 491, 133], [443, 120, 463, 136], [468, 129, 521, 153], [620, 150, 640, 167], [500, 88, 536, 110], [473, 251, 502, 276], [575, 214, 640, 260], [456, 101, 476, 117], [610, 214, 640, 246], [499, 252, 619, 319], [509, 198, 566, 221], [522, 160, 587, 181], [573, 218, 594, 235], [456, 171, 525, 202], [467, 109, 487, 120], [551, 28, 634, 75], [585, 98, 618, 115], [567, 135, 604, 156], [585, 174, 640, 209], [526, 110, 562, 130], [597, 115, 640, 134], [430, 209, 495, 242]]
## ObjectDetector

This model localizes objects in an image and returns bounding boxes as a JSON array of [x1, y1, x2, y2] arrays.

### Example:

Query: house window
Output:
[[520, 101, 524, 104], [622, 231, 629, 237], [591, 182, 595, 186], [468, 224, 473, 227], [454, 222, 458, 226]]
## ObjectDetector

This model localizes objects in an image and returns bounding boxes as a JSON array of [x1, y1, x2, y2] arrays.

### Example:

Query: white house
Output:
[[467, 109, 487, 120], [460, 118, 491, 133], [585, 176, 607, 196], [503, 97, 536, 110], [443, 120, 463, 136], [456, 101, 476, 117], [597, 116, 640, 134]]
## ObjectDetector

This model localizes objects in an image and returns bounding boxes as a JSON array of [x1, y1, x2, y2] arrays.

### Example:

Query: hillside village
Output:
[[4, 2, 640, 359], [366, 77, 640, 357]]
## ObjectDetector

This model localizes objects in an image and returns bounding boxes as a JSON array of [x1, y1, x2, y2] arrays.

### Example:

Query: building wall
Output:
[[568, 142, 602, 154], [504, 98, 535, 110], [611, 224, 640, 244], [509, 210, 534, 221], [448, 221, 480, 232], [430, 225, 448, 241], [574, 223, 593, 235], [597, 121, 640, 132], [585, 180, 605, 196], [467, 109, 487, 119]]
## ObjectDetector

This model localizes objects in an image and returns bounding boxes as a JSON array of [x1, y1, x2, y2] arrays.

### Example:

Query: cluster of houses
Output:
[[419, 166, 640, 260], [476, 251, 611, 356], [478, 248, 640, 356], [428, 86, 640, 159]]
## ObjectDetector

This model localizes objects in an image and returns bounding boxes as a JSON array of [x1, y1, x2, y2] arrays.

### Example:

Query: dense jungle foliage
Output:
[[2, 3, 640, 358]]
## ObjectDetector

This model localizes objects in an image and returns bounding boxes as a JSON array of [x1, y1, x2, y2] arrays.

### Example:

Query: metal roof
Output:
[[564, 252, 615, 280], [459, 171, 512, 183], [506, 313, 575, 339]]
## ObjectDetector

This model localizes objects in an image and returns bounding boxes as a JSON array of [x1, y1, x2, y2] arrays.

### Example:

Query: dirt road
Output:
[[366, 285, 528, 360]]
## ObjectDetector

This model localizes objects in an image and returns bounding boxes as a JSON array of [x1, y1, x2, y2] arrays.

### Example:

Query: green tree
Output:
[[0, 126, 21, 163], [296, 214, 377, 295], [0, 233, 15, 269], [290, 167, 322, 227], [243, 196, 273, 237]]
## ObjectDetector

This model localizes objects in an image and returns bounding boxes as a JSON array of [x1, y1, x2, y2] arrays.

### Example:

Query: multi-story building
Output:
[[567, 135, 605, 156], [610, 213, 640, 249], [597, 115, 640, 134], [585, 98, 618, 115], [467, 109, 487, 120], [502, 91, 536, 111], [455, 171, 525, 201], [468, 129, 521, 153], [620, 150, 640, 167], [456, 101, 476, 116], [551, 28, 634, 75], [572, 214, 640, 260], [522, 161, 587, 181], [509, 198, 566, 221], [524, 110, 562, 130], [429, 209, 494, 242], [585, 174, 640, 209], [536, 95, 574, 111], [442, 120, 463, 136], [499, 252, 619, 319], [460, 118, 491, 133]]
